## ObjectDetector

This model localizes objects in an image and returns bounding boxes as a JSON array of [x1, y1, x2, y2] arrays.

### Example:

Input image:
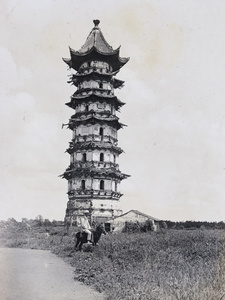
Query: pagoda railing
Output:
[[70, 135, 118, 145], [67, 189, 123, 198], [79, 66, 111, 75], [67, 161, 119, 170], [74, 88, 113, 97], [71, 110, 114, 119]]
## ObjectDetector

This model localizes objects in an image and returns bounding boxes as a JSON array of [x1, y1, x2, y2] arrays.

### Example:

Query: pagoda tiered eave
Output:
[[68, 115, 126, 130], [61, 166, 130, 181], [66, 93, 125, 110], [68, 72, 124, 89], [63, 47, 129, 72]]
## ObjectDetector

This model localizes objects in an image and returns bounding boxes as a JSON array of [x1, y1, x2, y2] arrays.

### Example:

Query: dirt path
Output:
[[0, 247, 105, 300]]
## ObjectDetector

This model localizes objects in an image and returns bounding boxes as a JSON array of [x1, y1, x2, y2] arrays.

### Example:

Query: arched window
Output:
[[100, 180, 104, 190], [113, 155, 116, 164], [100, 153, 104, 162], [81, 180, 86, 190], [115, 182, 118, 192], [82, 153, 87, 162], [99, 82, 103, 89], [99, 127, 104, 136], [85, 105, 89, 112], [68, 180, 72, 190]]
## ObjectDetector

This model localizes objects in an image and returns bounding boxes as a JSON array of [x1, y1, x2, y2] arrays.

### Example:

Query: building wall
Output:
[[114, 211, 150, 223], [106, 211, 158, 232], [75, 123, 117, 139], [79, 80, 112, 91], [68, 177, 120, 192], [73, 150, 116, 163], [80, 61, 112, 73], [76, 102, 114, 113]]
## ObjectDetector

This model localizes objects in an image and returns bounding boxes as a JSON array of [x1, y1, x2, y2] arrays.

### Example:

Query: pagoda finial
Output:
[[93, 19, 100, 27]]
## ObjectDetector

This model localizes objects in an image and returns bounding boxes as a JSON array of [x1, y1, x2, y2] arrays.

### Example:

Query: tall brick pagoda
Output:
[[62, 20, 130, 226]]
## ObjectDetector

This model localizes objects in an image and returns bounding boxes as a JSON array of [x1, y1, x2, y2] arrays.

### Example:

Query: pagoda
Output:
[[62, 20, 130, 226]]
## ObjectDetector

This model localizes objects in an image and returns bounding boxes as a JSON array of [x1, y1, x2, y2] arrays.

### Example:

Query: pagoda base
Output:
[[64, 197, 122, 226]]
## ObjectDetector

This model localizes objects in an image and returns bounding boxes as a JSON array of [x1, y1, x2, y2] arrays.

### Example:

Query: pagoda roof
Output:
[[68, 114, 126, 130], [63, 20, 129, 72], [62, 166, 130, 181]]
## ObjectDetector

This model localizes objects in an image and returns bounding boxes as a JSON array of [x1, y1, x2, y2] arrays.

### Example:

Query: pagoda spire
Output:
[[63, 20, 129, 72], [93, 19, 100, 27]]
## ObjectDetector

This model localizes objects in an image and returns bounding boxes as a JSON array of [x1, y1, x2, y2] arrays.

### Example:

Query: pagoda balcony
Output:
[[80, 66, 111, 75], [71, 134, 118, 145], [71, 91, 119, 100], [70, 110, 118, 120], [67, 188, 123, 199], [67, 161, 119, 171], [66, 141, 123, 155], [74, 87, 113, 97]]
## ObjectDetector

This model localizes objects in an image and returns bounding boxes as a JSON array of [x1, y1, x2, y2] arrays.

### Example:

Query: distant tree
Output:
[[7, 218, 18, 224], [217, 221, 225, 229], [35, 215, 44, 226], [159, 221, 168, 229], [22, 218, 29, 223], [43, 219, 52, 226]]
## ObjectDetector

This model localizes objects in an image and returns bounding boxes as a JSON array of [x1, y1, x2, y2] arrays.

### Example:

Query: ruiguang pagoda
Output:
[[61, 20, 130, 226]]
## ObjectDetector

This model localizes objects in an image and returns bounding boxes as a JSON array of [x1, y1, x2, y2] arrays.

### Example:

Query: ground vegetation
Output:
[[0, 217, 224, 300]]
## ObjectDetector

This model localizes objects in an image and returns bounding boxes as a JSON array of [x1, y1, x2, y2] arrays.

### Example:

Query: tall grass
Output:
[[71, 230, 225, 300], [0, 222, 224, 299]]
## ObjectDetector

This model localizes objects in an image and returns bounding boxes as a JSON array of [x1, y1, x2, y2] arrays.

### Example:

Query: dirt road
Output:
[[0, 247, 105, 300]]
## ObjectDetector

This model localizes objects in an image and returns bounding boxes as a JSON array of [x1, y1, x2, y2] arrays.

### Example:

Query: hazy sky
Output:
[[1, 0, 225, 222]]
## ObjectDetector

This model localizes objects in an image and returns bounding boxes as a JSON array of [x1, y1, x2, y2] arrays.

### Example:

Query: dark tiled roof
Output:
[[63, 20, 129, 72], [79, 23, 115, 54]]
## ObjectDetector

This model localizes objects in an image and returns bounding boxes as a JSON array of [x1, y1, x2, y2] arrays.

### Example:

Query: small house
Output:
[[104, 210, 161, 232]]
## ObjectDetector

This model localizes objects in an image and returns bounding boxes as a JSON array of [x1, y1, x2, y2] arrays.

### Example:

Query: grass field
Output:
[[68, 230, 225, 300], [0, 221, 224, 300]]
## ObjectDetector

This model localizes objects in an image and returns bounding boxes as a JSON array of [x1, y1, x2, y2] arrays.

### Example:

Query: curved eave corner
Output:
[[63, 46, 129, 72], [70, 45, 120, 57], [62, 57, 72, 68]]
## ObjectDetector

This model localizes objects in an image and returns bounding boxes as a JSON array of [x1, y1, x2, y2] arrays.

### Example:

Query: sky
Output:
[[1, 0, 225, 222]]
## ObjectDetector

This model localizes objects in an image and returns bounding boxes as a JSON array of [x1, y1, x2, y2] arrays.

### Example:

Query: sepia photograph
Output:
[[0, 1, 225, 299]]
